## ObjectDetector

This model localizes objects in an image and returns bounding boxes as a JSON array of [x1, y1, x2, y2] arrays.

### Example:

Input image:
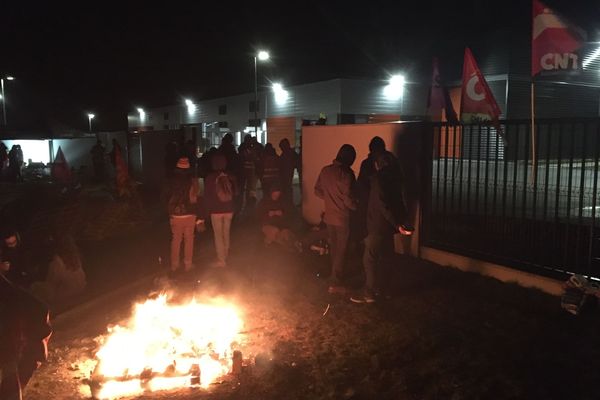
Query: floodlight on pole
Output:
[[254, 50, 270, 137], [1, 75, 14, 126], [88, 113, 95, 132], [137, 107, 146, 122], [185, 98, 196, 114], [272, 82, 289, 105], [384, 74, 406, 109]]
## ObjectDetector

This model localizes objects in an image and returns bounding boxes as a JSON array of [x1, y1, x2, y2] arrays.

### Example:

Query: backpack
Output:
[[167, 179, 197, 215], [216, 172, 233, 202]]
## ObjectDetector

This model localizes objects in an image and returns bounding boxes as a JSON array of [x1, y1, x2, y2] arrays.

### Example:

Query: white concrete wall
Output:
[[301, 122, 416, 225]]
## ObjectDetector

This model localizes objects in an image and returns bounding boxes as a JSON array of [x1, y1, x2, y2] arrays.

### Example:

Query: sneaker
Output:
[[350, 291, 376, 304], [328, 285, 348, 295]]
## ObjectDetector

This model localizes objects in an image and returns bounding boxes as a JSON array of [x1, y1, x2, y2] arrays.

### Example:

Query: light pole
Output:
[[1, 76, 14, 126], [254, 50, 270, 139], [88, 113, 95, 132]]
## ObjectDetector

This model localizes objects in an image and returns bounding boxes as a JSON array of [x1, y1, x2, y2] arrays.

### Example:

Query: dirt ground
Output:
[[20, 201, 600, 400]]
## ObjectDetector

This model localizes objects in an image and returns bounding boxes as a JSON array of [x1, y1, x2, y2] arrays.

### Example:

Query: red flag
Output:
[[51, 146, 71, 184], [427, 57, 458, 123], [460, 48, 501, 126], [114, 144, 130, 196], [532, 0, 585, 77]]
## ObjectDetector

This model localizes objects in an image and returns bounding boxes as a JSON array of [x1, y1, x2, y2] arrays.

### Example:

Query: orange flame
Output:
[[88, 295, 243, 399]]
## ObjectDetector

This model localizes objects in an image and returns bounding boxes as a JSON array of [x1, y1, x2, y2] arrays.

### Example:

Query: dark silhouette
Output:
[[351, 151, 412, 304], [355, 136, 395, 240], [90, 140, 106, 182], [164, 141, 179, 178], [238, 134, 261, 210], [314, 144, 357, 294], [278, 138, 301, 206], [0, 273, 52, 400], [258, 143, 280, 198]]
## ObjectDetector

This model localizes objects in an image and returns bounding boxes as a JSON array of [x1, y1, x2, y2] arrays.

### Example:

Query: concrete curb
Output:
[[420, 246, 564, 296]]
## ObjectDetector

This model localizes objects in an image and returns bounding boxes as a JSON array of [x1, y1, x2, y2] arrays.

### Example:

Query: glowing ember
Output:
[[86, 295, 243, 399]]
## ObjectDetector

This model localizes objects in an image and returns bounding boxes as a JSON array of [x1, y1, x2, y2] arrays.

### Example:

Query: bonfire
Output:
[[84, 294, 244, 399]]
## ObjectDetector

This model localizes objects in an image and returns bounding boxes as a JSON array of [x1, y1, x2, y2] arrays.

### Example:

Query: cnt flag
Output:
[[51, 146, 72, 184], [532, 0, 585, 77], [460, 48, 501, 127], [427, 57, 458, 123]]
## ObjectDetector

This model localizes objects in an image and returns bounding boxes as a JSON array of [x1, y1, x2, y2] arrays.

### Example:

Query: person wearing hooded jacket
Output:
[[356, 136, 396, 240], [314, 144, 357, 294], [204, 151, 237, 267], [278, 138, 301, 206], [351, 151, 413, 304], [165, 157, 201, 274]]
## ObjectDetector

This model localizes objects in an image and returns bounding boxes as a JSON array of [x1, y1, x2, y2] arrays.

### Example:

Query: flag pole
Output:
[[530, 79, 536, 185]]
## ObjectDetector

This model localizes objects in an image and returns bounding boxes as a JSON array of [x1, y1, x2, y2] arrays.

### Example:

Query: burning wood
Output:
[[82, 294, 244, 399]]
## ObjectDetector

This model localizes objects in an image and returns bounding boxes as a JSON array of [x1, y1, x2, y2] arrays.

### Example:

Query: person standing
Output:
[[278, 138, 301, 206], [0, 141, 9, 180], [0, 273, 52, 400], [238, 134, 260, 210], [90, 140, 106, 183], [314, 144, 357, 294], [356, 137, 395, 241], [166, 157, 201, 274], [351, 152, 413, 304], [8, 145, 20, 183], [218, 133, 241, 211], [204, 152, 237, 267], [259, 143, 280, 198]]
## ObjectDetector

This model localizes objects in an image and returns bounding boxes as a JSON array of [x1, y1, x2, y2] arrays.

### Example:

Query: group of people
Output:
[[0, 230, 87, 307], [90, 138, 124, 183], [164, 133, 301, 273], [164, 133, 412, 305], [0, 142, 24, 182], [315, 137, 413, 304]]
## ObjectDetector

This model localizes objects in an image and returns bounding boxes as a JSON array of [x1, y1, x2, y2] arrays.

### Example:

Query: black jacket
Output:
[[367, 166, 408, 235]]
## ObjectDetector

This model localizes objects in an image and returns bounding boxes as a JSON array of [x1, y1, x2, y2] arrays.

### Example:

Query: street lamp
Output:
[[137, 108, 145, 123], [88, 113, 95, 132], [1, 75, 14, 126], [254, 50, 270, 137]]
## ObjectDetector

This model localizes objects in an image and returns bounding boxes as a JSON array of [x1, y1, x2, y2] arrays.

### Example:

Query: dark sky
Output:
[[1, 0, 597, 132]]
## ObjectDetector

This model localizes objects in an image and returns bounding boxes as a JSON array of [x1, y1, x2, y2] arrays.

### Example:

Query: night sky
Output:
[[2, 0, 597, 132]]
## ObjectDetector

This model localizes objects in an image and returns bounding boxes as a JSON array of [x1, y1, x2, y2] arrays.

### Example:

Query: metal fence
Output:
[[422, 119, 600, 279]]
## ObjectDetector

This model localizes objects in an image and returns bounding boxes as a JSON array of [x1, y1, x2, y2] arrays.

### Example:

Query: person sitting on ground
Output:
[[296, 212, 329, 254], [29, 235, 86, 306], [257, 184, 296, 250], [1, 230, 32, 289]]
